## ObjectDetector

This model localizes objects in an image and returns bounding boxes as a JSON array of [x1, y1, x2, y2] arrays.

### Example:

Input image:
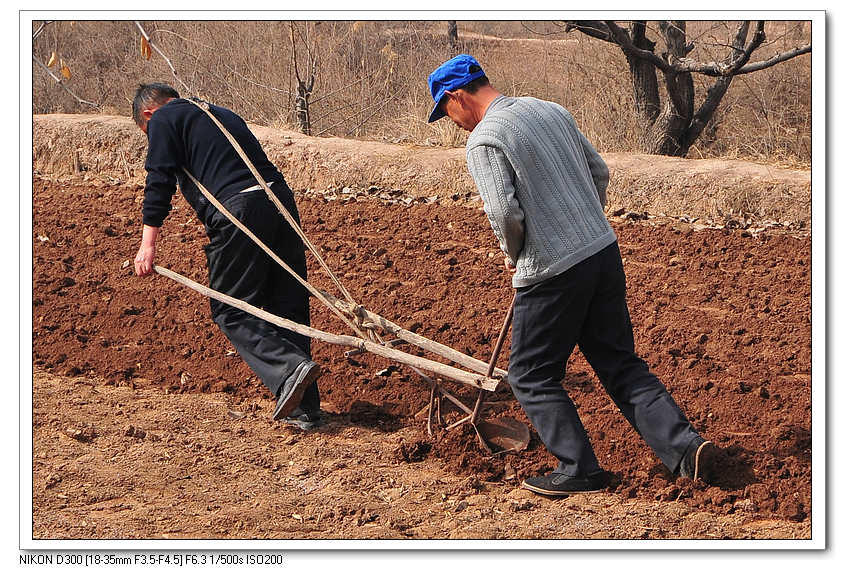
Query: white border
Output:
[[809, 8, 826, 556], [19, 8, 827, 558]]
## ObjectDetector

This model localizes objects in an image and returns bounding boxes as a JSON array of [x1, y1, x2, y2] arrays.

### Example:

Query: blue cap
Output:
[[427, 54, 486, 123]]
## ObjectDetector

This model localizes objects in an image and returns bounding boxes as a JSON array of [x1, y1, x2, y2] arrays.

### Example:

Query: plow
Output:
[[152, 98, 530, 454]]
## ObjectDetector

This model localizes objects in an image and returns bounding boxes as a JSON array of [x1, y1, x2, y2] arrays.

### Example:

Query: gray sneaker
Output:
[[273, 361, 322, 421], [281, 411, 325, 431], [678, 436, 718, 482]]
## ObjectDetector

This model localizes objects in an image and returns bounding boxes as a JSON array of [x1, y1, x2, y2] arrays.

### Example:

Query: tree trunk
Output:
[[624, 21, 660, 124], [645, 107, 689, 156], [447, 21, 459, 53], [295, 78, 313, 136], [644, 21, 695, 156]]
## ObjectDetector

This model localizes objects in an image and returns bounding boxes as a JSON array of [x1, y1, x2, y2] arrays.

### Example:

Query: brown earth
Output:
[[33, 114, 811, 227], [31, 169, 811, 539]]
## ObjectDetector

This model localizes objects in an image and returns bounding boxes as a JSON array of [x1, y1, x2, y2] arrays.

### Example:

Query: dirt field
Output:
[[30, 167, 812, 540]]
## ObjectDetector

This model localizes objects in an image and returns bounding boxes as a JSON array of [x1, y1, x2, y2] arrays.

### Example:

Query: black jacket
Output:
[[142, 98, 284, 227]]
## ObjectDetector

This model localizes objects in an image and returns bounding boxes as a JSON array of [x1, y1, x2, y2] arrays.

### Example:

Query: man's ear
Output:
[[142, 108, 154, 121], [443, 89, 461, 105]]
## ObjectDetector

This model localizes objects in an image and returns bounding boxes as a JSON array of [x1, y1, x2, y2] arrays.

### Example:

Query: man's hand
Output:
[[134, 244, 156, 276], [504, 256, 517, 274], [134, 224, 161, 276]]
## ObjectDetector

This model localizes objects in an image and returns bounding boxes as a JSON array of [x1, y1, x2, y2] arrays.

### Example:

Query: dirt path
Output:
[[31, 369, 807, 540], [30, 175, 811, 540]]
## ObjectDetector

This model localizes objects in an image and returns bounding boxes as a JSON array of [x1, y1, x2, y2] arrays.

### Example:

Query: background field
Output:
[[32, 20, 811, 167]]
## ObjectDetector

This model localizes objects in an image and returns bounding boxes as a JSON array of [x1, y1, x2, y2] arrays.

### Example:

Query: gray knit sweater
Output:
[[466, 95, 616, 288]]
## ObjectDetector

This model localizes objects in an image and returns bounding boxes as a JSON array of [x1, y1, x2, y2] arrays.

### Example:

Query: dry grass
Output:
[[31, 20, 811, 167]]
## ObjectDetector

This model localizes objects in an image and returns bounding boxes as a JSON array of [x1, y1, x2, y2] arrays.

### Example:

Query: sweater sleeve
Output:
[[578, 130, 609, 208], [142, 116, 183, 227], [467, 143, 525, 264]]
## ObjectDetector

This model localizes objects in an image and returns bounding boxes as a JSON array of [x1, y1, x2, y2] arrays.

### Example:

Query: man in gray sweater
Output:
[[427, 54, 718, 496]]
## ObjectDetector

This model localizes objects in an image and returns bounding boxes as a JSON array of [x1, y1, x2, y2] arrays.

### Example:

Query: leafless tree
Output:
[[447, 21, 459, 54], [563, 21, 811, 157], [290, 22, 317, 136]]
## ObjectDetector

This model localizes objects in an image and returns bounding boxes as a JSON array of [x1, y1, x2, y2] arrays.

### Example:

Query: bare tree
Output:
[[289, 22, 317, 136], [563, 21, 811, 157], [447, 21, 459, 54]]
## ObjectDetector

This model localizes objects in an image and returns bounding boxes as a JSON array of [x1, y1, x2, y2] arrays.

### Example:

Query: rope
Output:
[[182, 168, 368, 339], [183, 97, 358, 307]]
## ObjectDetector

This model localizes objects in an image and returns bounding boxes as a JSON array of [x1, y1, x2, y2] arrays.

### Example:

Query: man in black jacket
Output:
[[132, 83, 322, 429]]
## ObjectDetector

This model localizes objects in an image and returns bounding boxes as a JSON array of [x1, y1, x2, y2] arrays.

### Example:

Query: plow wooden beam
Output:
[[154, 265, 500, 392]]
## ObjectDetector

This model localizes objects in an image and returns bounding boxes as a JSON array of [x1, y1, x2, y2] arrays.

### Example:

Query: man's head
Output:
[[132, 83, 179, 133], [427, 54, 497, 131]]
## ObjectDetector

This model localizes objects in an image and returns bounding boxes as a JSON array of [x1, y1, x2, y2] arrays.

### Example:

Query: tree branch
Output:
[[680, 22, 751, 148], [562, 21, 614, 43], [684, 74, 733, 154], [134, 21, 192, 94], [344, 90, 403, 136], [521, 22, 565, 37], [289, 22, 301, 84], [314, 90, 398, 137], [727, 21, 763, 72], [668, 40, 810, 76], [664, 22, 807, 77], [571, 19, 810, 79], [684, 24, 766, 153], [733, 44, 812, 75], [565, 18, 811, 157], [32, 54, 99, 109], [221, 65, 292, 97], [308, 67, 381, 106], [603, 20, 674, 72], [32, 20, 52, 40]]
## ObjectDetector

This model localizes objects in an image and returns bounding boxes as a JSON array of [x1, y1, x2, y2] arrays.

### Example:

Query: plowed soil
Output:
[[31, 176, 812, 540]]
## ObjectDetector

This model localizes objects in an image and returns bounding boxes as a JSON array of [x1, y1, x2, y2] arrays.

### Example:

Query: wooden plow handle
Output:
[[318, 289, 508, 380], [153, 265, 500, 392]]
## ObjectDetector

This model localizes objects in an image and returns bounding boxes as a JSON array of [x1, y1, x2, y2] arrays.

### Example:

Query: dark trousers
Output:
[[204, 182, 319, 413], [508, 241, 698, 476]]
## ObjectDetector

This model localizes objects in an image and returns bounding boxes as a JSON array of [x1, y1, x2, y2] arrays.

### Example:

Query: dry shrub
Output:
[[392, 90, 467, 147], [31, 19, 811, 167]]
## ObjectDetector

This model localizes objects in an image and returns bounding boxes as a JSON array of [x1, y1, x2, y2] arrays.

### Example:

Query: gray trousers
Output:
[[204, 182, 319, 413], [508, 242, 699, 476]]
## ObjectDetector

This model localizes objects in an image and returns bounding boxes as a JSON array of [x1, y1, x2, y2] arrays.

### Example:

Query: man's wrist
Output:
[[141, 224, 161, 247]]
